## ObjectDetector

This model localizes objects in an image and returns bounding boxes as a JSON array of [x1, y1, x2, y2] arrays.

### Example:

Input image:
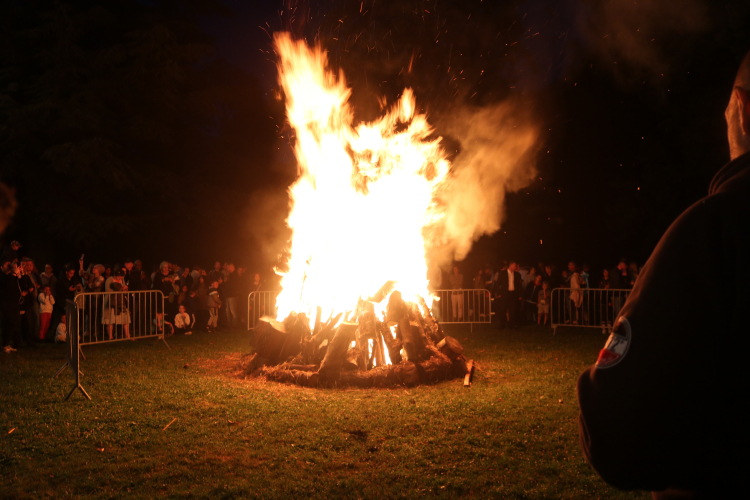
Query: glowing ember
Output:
[[274, 33, 449, 325]]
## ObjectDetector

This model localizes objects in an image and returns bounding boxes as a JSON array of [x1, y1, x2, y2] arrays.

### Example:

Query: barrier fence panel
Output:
[[550, 288, 632, 334], [432, 289, 494, 332], [246, 289, 492, 331], [69, 290, 169, 346], [247, 291, 278, 330]]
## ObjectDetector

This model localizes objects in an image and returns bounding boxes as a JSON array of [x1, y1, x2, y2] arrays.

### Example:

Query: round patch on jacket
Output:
[[595, 316, 631, 369]]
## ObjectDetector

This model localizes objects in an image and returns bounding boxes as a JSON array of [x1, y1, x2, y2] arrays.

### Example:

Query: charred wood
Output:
[[318, 322, 358, 379], [464, 360, 475, 387], [436, 336, 463, 360]]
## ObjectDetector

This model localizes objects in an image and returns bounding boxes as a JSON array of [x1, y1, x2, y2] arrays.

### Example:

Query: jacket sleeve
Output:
[[577, 195, 737, 491]]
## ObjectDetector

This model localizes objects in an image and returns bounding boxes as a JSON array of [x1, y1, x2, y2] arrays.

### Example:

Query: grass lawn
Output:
[[0, 324, 648, 499]]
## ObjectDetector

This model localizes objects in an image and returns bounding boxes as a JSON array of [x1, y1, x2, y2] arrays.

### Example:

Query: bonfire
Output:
[[240, 33, 472, 387]]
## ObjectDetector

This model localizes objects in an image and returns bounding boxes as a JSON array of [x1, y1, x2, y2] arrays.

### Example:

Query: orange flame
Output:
[[274, 33, 450, 324]]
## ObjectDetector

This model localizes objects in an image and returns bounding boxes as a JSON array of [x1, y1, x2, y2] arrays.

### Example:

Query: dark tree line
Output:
[[0, 0, 284, 268]]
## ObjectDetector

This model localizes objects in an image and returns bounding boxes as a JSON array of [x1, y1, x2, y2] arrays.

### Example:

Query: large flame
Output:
[[273, 33, 451, 324]]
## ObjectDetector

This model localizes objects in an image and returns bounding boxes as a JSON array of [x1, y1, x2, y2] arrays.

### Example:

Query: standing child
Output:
[[38, 285, 55, 340], [206, 280, 222, 333], [538, 281, 551, 326], [55, 314, 67, 343]]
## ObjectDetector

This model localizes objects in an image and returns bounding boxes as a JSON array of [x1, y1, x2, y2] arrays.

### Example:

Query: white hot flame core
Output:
[[274, 33, 450, 324]]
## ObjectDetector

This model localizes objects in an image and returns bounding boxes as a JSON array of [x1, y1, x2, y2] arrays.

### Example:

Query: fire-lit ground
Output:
[[0, 327, 647, 499]]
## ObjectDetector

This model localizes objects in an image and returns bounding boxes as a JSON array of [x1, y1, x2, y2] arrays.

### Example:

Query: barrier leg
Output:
[[64, 378, 91, 401], [53, 361, 69, 379], [158, 334, 170, 349]]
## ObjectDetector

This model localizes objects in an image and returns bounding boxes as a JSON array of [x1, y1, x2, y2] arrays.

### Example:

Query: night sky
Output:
[[2, 0, 750, 276]]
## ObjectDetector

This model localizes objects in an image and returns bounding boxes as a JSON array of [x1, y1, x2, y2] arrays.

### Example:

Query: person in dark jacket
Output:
[[18, 266, 36, 344], [523, 274, 544, 324], [129, 260, 143, 291], [608, 259, 629, 318], [152, 261, 175, 332], [223, 263, 240, 329], [208, 261, 223, 286], [178, 267, 193, 293], [577, 50, 750, 499], [1, 259, 24, 351], [496, 261, 523, 329], [56, 266, 80, 303]]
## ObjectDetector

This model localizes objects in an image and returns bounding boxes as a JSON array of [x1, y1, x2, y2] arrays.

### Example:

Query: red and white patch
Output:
[[595, 316, 631, 369]]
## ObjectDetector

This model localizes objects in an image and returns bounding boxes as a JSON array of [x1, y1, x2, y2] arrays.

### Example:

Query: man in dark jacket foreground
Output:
[[577, 51, 750, 499]]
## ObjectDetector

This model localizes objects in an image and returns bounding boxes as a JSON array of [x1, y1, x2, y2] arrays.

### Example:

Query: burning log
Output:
[[344, 348, 361, 371], [356, 301, 376, 370], [318, 322, 358, 380], [314, 306, 322, 334], [387, 291, 425, 361], [242, 318, 294, 374], [309, 312, 343, 364], [398, 319, 423, 361], [353, 327, 368, 371], [407, 302, 431, 347], [373, 330, 386, 367], [318, 338, 329, 359], [386, 291, 407, 325], [419, 296, 444, 343], [312, 312, 342, 344], [283, 313, 310, 361], [379, 321, 402, 365], [367, 280, 395, 304]]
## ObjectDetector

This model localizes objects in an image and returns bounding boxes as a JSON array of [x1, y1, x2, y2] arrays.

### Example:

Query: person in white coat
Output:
[[37, 285, 55, 340]]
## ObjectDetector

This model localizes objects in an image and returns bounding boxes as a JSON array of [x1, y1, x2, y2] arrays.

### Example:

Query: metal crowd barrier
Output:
[[432, 289, 494, 332], [59, 299, 89, 401], [550, 288, 632, 335], [247, 291, 278, 330], [246, 289, 493, 332], [54, 290, 168, 400]]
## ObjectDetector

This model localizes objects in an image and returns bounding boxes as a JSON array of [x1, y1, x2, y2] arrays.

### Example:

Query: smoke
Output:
[[427, 102, 538, 268], [573, 0, 709, 82], [244, 187, 292, 269]]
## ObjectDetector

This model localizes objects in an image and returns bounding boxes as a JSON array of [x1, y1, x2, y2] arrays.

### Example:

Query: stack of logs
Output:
[[239, 289, 470, 388]]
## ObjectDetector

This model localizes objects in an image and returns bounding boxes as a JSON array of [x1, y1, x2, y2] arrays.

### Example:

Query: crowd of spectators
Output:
[[1, 240, 270, 353], [433, 258, 641, 328], [1, 238, 644, 353]]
